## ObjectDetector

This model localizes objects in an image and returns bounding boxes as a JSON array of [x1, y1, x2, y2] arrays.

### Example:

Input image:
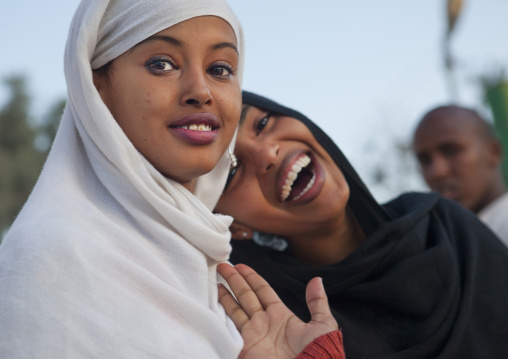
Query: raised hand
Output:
[[217, 263, 339, 359]]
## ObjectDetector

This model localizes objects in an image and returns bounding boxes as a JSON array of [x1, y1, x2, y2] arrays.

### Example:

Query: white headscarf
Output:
[[0, 0, 244, 358]]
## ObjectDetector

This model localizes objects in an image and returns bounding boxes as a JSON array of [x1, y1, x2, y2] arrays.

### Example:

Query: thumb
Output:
[[305, 277, 336, 327]]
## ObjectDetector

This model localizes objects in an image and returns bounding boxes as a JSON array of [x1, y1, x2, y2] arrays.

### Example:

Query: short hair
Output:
[[416, 105, 498, 143]]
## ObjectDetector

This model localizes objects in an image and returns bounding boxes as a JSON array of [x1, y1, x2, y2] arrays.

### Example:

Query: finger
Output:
[[218, 284, 250, 331], [305, 277, 337, 328], [217, 263, 264, 318], [235, 264, 283, 310]]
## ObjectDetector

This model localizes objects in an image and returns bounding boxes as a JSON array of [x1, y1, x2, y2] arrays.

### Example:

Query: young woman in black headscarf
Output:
[[215, 91, 508, 359]]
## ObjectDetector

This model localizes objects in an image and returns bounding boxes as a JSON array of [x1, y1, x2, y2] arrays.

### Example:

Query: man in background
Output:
[[412, 105, 508, 246]]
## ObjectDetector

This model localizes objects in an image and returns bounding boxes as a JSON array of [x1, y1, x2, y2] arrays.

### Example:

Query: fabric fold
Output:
[[0, 0, 244, 357], [230, 92, 508, 359]]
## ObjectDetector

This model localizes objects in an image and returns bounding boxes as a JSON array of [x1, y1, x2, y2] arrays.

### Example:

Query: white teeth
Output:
[[176, 124, 212, 131], [291, 164, 302, 173], [280, 154, 313, 202], [293, 173, 316, 201]]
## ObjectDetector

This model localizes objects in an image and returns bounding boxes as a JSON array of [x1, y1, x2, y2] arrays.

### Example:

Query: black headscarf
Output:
[[229, 91, 508, 359]]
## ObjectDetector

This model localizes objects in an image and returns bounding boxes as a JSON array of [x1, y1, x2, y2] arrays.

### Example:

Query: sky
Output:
[[1, 0, 507, 202]]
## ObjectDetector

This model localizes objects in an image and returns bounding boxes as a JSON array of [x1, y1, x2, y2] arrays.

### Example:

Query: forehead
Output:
[[413, 115, 480, 151], [131, 16, 238, 55], [164, 15, 236, 41], [239, 104, 254, 126]]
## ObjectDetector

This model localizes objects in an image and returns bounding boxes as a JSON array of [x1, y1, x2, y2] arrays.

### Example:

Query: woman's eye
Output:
[[256, 114, 271, 136], [208, 64, 233, 79], [145, 57, 176, 73], [224, 165, 238, 190]]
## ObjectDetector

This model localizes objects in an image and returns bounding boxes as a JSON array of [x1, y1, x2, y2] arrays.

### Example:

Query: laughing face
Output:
[[93, 16, 241, 192], [215, 105, 350, 240]]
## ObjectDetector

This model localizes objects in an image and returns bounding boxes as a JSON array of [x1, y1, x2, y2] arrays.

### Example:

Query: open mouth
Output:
[[280, 153, 316, 202], [172, 123, 214, 131], [434, 183, 457, 199], [169, 113, 220, 144]]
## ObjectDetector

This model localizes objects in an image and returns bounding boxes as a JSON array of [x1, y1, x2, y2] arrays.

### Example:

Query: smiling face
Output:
[[215, 105, 350, 239], [93, 16, 241, 192]]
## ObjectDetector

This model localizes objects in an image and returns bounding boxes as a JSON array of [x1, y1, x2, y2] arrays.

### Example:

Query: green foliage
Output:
[[0, 75, 64, 239], [484, 80, 508, 187], [0, 77, 34, 153]]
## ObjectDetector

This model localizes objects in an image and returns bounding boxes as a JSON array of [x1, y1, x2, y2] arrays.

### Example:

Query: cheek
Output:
[[106, 80, 148, 126], [112, 98, 147, 137], [237, 192, 266, 219], [218, 86, 241, 123], [456, 147, 480, 165], [325, 177, 350, 211], [422, 169, 433, 181], [326, 160, 350, 195]]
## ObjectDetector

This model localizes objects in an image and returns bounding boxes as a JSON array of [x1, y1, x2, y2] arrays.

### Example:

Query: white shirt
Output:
[[479, 192, 508, 247]]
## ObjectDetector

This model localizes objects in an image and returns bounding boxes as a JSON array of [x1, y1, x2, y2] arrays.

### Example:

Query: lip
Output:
[[433, 182, 458, 199], [169, 113, 220, 145], [276, 150, 325, 206]]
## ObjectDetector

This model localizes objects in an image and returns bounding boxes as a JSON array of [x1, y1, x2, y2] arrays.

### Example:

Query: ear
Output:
[[486, 139, 503, 168], [229, 222, 254, 240]]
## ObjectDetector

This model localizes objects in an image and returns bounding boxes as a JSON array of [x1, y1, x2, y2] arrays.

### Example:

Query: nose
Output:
[[180, 68, 212, 107], [249, 138, 280, 175]]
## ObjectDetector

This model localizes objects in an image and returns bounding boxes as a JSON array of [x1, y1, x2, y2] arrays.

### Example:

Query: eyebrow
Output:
[[131, 35, 180, 51], [212, 42, 239, 54], [131, 35, 238, 54]]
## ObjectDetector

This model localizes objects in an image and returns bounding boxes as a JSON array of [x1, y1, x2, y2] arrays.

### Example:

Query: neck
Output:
[[179, 179, 196, 193], [287, 208, 365, 267]]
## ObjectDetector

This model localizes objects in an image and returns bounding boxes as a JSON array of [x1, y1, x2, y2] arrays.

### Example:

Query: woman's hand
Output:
[[217, 263, 338, 359]]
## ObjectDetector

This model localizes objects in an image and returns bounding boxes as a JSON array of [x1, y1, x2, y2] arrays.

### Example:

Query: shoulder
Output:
[[479, 193, 508, 220], [478, 193, 508, 246], [384, 191, 477, 220], [382, 191, 440, 218], [378, 191, 497, 250]]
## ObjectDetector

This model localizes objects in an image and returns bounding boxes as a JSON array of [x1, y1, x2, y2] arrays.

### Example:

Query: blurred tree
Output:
[[482, 71, 508, 186], [35, 98, 65, 153], [0, 76, 35, 154], [363, 133, 425, 204], [0, 75, 40, 237], [0, 75, 64, 239]]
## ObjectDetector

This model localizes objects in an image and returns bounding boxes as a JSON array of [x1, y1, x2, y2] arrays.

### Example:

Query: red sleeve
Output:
[[295, 330, 345, 359]]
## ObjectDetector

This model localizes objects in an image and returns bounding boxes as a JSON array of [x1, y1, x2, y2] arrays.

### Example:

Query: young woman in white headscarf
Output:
[[0, 1, 343, 358]]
